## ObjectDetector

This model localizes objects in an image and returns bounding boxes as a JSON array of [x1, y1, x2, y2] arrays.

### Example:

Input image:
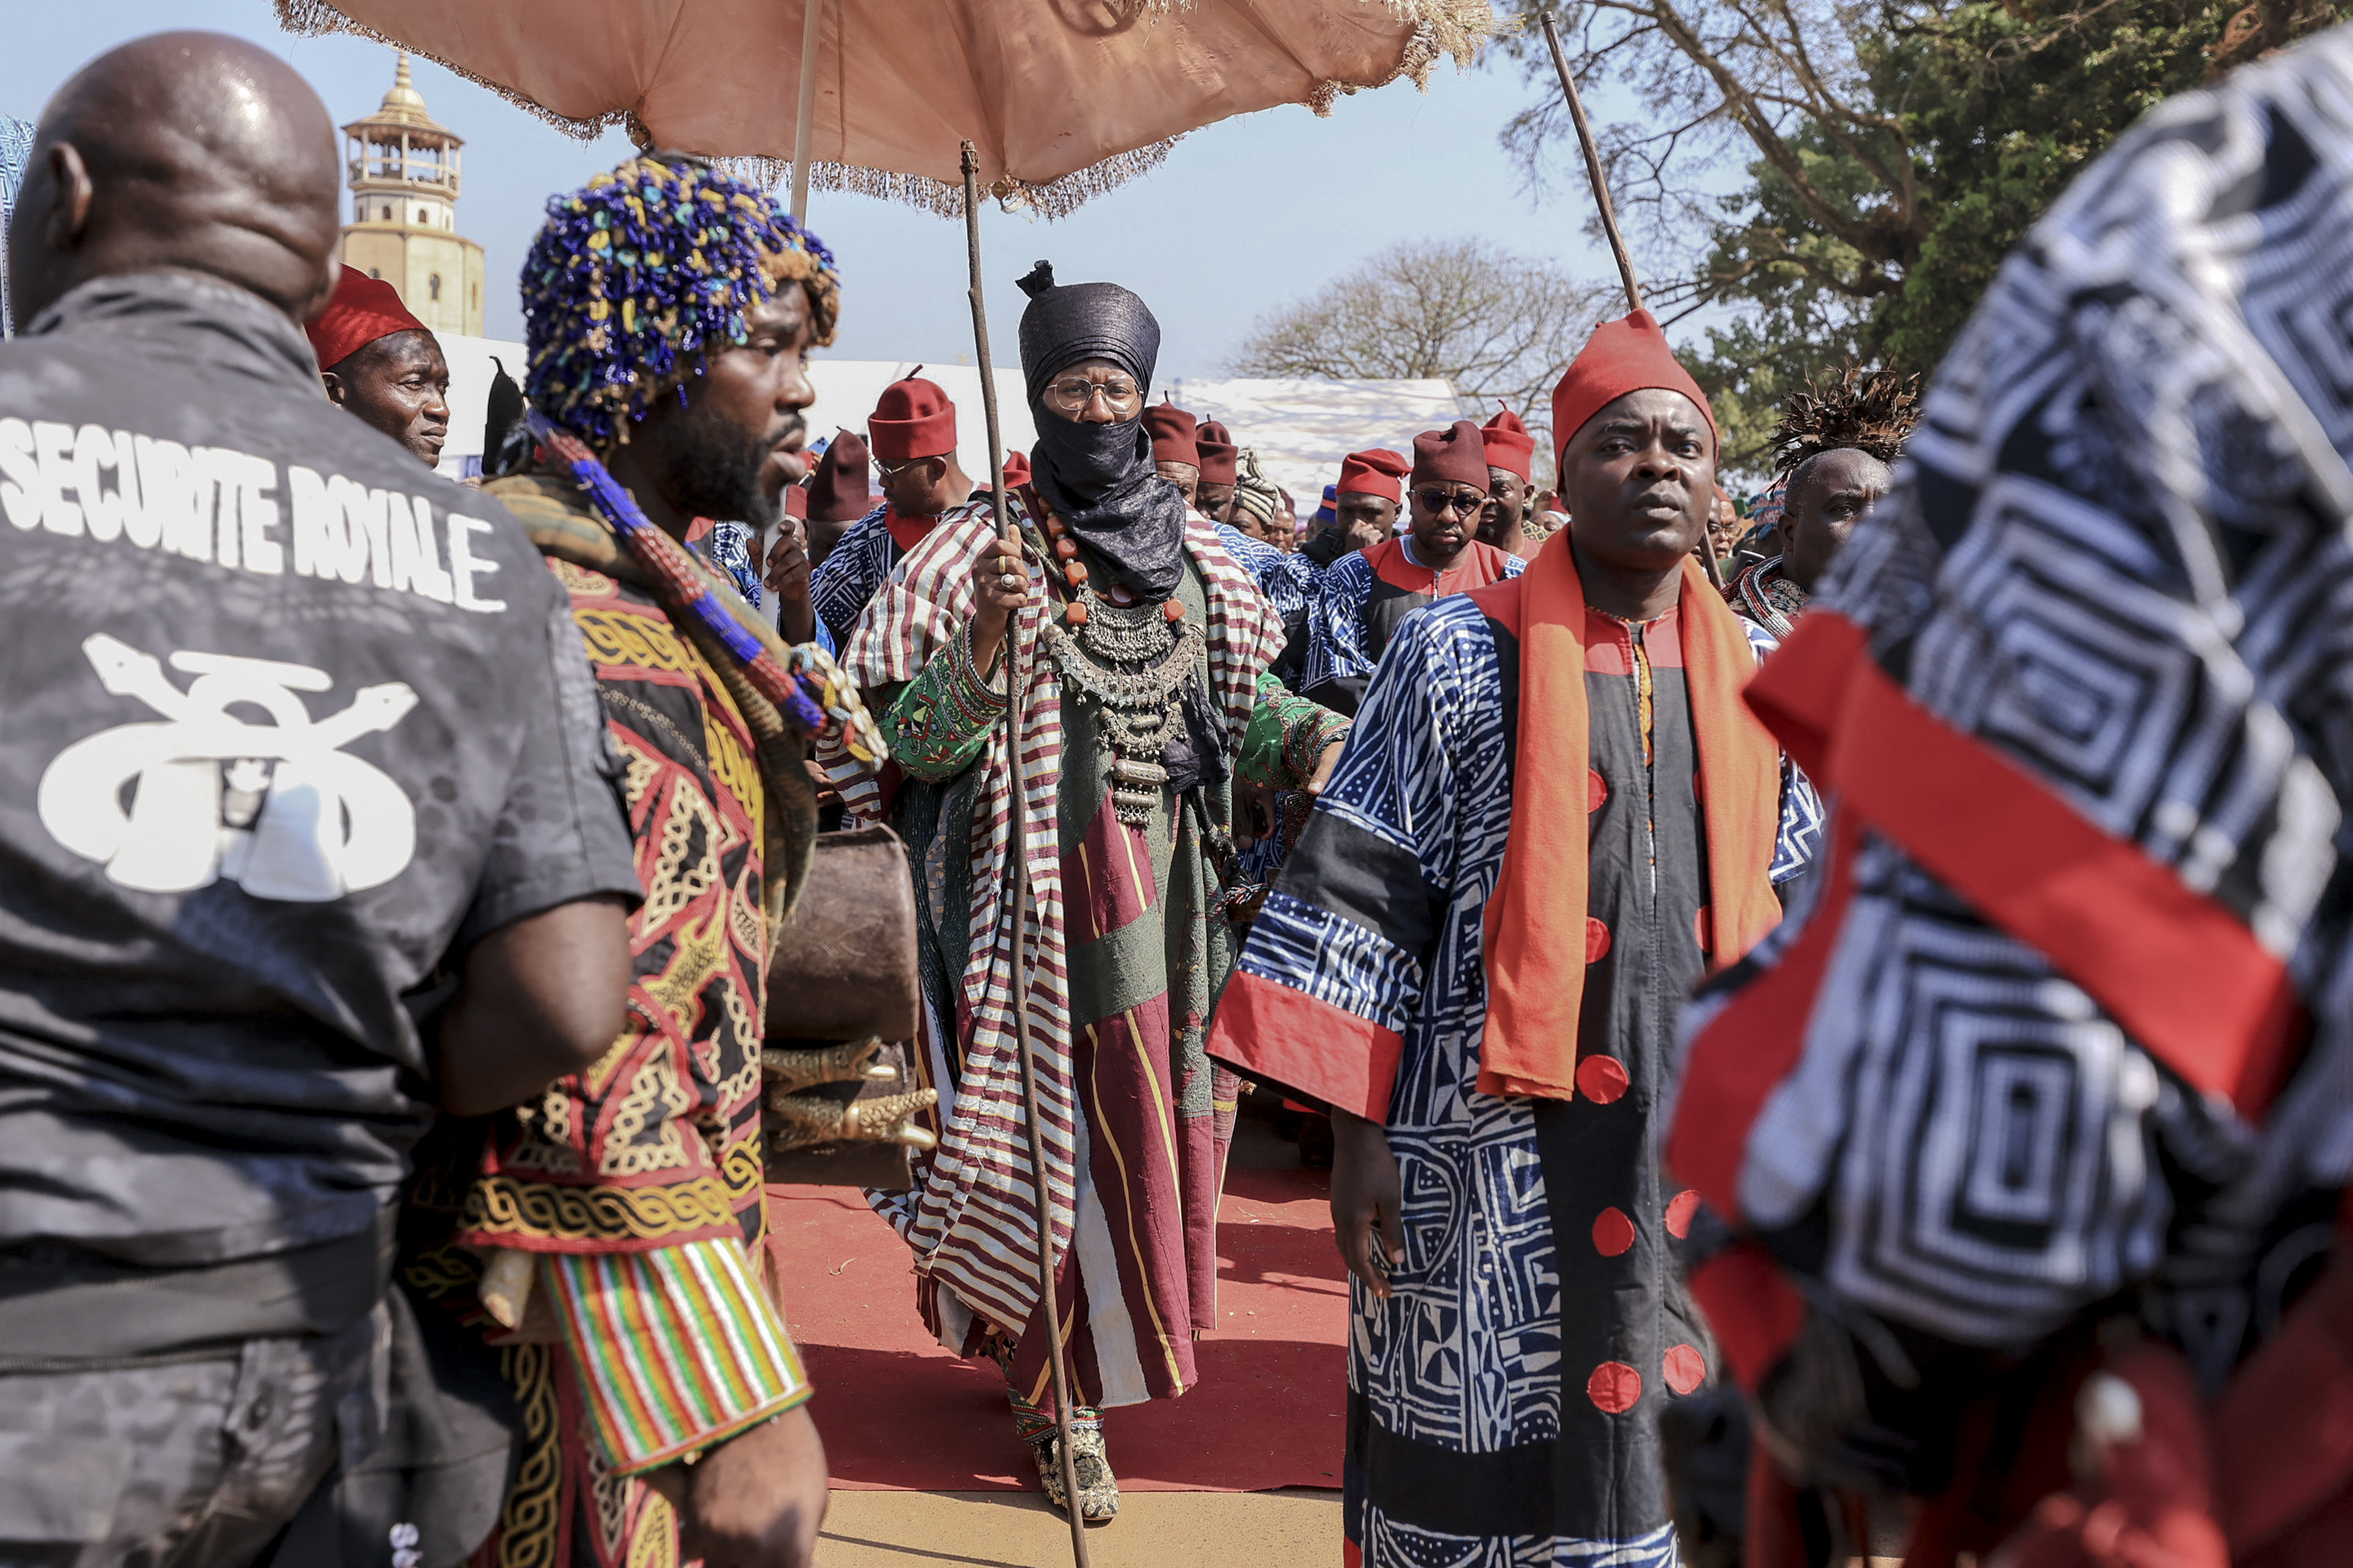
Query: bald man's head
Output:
[[7, 32, 341, 329]]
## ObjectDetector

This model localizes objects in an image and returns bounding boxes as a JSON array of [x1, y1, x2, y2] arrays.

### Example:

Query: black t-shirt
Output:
[[0, 274, 641, 1270]]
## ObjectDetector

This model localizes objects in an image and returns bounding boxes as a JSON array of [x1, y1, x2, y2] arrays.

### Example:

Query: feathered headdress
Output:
[[1769, 365, 1921, 475], [522, 154, 839, 446]]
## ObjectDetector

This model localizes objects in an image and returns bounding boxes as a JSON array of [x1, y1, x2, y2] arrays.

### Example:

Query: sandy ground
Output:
[[815, 1487, 1341, 1566]]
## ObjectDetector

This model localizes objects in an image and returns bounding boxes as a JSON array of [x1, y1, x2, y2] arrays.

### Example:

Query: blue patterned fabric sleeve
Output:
[[1, 117, 36, 338], [1302, 550, 1377, 698], [1741, 619, 1826, 882], [808, 506, 893, 647], [1213, 599, 1495, 1118]]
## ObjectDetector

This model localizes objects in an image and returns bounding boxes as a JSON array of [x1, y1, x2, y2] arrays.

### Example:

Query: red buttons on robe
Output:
[[1587, 1361, 1642, 1414], [1574, 1053, 1629, 1104], [1663, 1345, 1708, 1395], [1665, 1190, 1702, 1239], [1591, 1206, 1635, 1257], [1588, 768, 1608, 812], [1585, 917, 1611, 963], [1693, 905, 1712, 954]]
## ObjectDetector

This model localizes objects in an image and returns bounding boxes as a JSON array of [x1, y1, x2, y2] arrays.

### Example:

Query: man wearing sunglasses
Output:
[[1301, 419, 1524, 715]]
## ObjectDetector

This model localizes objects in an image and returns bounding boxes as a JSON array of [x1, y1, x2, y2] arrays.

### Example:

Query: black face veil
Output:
[[1015, 262, 1189, 602]]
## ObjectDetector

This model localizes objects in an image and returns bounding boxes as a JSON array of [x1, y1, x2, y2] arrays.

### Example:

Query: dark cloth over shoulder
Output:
[[0, 274, 640, 1350]]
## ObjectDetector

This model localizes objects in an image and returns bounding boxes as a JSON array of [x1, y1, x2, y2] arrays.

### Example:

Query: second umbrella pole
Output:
[[959, 140, 1094, 1568]]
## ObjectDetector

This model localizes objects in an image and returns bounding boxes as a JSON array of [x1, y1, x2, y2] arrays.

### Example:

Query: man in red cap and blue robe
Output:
[[809, 376, 990, 649], [1211, 311, 1819, 1566], [1477, 404, 1541, 558], [1301, 420, 1524, 716]]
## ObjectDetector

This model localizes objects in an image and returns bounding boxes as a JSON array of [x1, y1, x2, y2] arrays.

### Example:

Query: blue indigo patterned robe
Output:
[[1210, 591, 1818, 1567]]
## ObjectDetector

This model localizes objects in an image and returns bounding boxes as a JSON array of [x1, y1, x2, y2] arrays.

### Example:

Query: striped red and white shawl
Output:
[[821, 492, 1283, 1341]]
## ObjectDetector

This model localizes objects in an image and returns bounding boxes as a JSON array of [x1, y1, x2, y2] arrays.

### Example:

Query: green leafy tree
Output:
[[1497, 0, 2350, 481]]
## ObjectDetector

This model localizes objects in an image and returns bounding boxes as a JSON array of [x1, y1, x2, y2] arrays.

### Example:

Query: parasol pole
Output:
[[960, 140, 1093, 1568], [1540, 9, 1730, 584], [789, 0, 823, 222], [1540, 7, 1642, 315]]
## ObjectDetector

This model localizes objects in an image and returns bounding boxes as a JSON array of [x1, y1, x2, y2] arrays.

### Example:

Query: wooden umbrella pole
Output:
[[789, 0, 823, 222], [960, 140, 1093, 1568], [1540, 8, 1643, 317]]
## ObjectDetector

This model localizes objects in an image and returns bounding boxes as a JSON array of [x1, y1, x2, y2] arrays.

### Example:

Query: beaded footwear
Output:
[[1032, 1423, 1121, 1523]]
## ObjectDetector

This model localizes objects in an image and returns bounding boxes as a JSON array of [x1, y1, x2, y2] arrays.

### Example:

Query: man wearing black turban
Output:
[[817, 263, 1352, 1522]]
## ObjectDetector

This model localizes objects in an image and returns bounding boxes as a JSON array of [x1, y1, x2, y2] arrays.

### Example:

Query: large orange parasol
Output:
[[276, 0, 1489, 217]]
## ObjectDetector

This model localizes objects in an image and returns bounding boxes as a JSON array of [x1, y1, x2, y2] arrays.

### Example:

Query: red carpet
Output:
[[766, 1165, 1347, 1492]]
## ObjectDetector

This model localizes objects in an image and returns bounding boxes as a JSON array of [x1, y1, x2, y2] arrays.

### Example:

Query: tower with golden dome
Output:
[[337, 53, 485, 337]]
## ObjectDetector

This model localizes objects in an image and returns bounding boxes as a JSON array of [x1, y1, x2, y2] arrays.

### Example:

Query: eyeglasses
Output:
[[872, 456, 933, 481], [1412, 487, 1488, 517], [1043, 375, 1143, 413]]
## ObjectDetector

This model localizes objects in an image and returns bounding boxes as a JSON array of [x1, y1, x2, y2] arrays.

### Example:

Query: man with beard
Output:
[[822, 261, 1349, 1522], [1210, 310, 1819, 1567], [307, 263, 450, 467], [440, 155, 863, 1568], [1476, 405, 1538, 558], [1302, 421, 1523, 715]]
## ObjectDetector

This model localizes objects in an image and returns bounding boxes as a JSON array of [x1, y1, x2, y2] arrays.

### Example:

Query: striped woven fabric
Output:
[[823, 489, 1282, 1344], [541, 1237, 811, 1475]]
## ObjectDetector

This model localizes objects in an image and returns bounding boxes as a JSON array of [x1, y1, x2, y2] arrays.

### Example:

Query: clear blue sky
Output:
[[4, 3, 1646, 384]]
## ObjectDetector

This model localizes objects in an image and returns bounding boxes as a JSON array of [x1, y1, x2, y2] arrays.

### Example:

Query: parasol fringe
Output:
[[717, 141, 1183, 223], [276, 0, 1491, 214], [275, 0, 626, 142]]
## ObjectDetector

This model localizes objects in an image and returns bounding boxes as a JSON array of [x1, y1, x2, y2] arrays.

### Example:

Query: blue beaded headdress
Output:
[[521, 155, 839, 446]]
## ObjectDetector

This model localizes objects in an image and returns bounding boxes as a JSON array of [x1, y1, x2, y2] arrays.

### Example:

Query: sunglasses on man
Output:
[[1412, 486, 1488, 517]]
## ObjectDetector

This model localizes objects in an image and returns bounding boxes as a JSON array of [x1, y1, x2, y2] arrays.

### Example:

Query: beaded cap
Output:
[[521, 154, 840, 446]]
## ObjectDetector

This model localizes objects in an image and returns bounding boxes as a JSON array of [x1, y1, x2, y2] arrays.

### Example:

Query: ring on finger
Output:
[[998, 571, 1020, 590]]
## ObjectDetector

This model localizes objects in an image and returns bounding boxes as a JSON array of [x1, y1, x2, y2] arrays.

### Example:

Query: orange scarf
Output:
[[1478, 546, 1784, 1099]]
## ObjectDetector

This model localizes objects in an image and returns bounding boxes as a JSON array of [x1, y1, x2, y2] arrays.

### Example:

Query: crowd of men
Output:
[[9, 22, 2353, 1568]]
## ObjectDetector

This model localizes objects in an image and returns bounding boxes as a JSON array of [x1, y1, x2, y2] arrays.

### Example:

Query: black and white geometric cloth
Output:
[[1686, 24, 2353, 1376]]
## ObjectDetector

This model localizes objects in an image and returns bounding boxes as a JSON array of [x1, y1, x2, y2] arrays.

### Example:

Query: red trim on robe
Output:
[[1689, 1243, 1807, 1392], [1748, 610, 2303, 1120], [1364, 536, 1519, 597], [1209, 970, 1403, 1122]]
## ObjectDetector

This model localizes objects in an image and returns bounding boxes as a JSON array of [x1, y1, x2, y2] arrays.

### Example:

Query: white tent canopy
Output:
[[430, 342, 1447, 522], [432, 337, 1036, 491], [1160, 376, 1466, 515]]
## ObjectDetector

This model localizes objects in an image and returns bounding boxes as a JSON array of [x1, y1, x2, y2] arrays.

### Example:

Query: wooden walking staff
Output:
[[959, 139, 1094, 1568], [1540, 7, 1728, 585]]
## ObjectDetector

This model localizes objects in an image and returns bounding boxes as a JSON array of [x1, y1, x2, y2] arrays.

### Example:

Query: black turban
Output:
[[1015, 261, 1161, 407]]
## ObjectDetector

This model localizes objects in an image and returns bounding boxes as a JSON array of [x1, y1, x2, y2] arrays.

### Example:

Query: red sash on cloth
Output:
[[1476, 548, 1783, 1100], [1673, 609, 2310, 1389]]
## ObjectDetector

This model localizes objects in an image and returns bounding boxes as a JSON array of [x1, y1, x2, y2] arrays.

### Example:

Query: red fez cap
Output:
[[1002, 450, 1032, 489], [1195, 421, 1238, 485], [1549, 310, 1716, 468], [1146, 403, 1199, 466], [869, 377, 957, 462], [1410, 421, 1490, 493], [1480, 406, 1535, 483], [1336, 448, 1410, 503], [809, 429, 873, 523], [785, 483, 809, 520], [306, 265, 428, 370]]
